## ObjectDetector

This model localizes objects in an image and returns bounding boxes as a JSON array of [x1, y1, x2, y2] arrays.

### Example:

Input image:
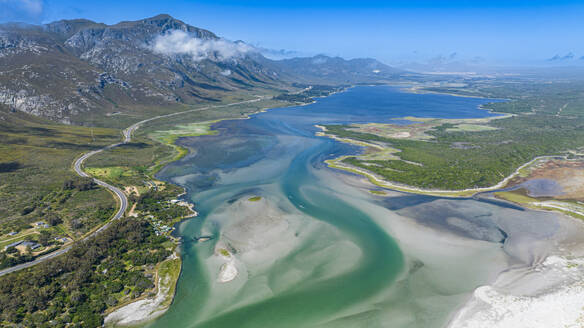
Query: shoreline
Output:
[[110, 84, 582, 326], [101, 88, 338, 325], [312, 84, 524, 197], [404, 84, 512, 102], [104, 254, 182, 327], [320, 127, 584, 220], [317, 123, 565, 198], [314, 86, 584, 328]]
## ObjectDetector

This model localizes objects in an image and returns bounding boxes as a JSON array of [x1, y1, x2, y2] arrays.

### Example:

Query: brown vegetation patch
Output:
[[509, 159, 584, 201]]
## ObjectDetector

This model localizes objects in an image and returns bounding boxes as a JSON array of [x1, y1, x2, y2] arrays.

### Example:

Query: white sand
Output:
[[104, 273, 172, 326], [449, 255, 584, 328], [327, 168, 584, 328], [217, 260, 238, 283]]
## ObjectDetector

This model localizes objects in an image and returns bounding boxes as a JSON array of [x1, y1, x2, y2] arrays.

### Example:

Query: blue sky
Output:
[[2, 0, 584, 67]]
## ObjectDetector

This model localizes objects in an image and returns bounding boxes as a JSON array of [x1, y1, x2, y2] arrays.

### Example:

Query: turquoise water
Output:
[[148, 86, 522, 327]]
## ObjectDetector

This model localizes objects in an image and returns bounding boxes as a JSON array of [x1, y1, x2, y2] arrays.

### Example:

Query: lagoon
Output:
[[148, 86, 565, 328]]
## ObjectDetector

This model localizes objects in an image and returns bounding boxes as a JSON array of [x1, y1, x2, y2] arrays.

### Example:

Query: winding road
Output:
[[0, 97, 264, 277]]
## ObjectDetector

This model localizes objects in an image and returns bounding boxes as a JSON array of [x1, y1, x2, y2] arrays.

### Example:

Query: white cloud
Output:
[[150, 30, 254, 62], [0, 0, 44, 23], [257, 47, 303, 60]]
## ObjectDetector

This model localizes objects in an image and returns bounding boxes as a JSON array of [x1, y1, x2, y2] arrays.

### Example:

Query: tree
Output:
[[38, 231, 51, 246], [46, 214, 63, 226]]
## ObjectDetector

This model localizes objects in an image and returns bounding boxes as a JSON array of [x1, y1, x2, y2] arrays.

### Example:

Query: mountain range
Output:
[[0, 14, 404, 125]]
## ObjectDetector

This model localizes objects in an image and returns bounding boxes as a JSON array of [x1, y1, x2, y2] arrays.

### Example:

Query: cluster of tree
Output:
[[0, 253, 34, 270], [274, 93, 313, 103], [136, 190, 190, 224], [327, 112, 584, 190], [0, 218, 171, 327], [63, 177, 96, 191], [45, 213, 63, 226], [0, 161, 21, 173], [426, 80, 584, 118], [274, 85, 346, 104]]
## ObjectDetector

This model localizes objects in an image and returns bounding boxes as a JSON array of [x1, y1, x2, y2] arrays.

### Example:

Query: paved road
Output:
[[0, 246, 72, 276], [73, 146, 128, 231], [0, 146, 128, 277], [0, 97, 264, 277]]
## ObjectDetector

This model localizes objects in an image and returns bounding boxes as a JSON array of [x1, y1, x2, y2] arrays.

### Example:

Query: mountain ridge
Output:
[[0, 14, 404, 125]]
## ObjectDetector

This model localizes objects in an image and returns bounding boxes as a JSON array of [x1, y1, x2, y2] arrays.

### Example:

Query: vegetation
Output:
[[155, 257, 182, 309], [248, 196, 262, 201], [424, 79, 584, 118], [0, 96, 293, 324], [0, 218, 171, 327], [494, 189, 584, 220], [0, 46, 411, 326], [5, 66, 582, 325], [0, 108, 119, 259], [274, 85, 346, 103], [322, 80, 584, 190]]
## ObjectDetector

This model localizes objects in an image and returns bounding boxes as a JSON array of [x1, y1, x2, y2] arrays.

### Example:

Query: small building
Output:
[[4, 240, 23, 251], [35, 221, 50, 228], [7, 231, 17, 236], [21, 241, 41, 250]]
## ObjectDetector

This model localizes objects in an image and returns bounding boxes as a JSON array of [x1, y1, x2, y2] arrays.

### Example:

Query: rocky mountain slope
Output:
[[0, 14, 405, 125], [0, 15, 283, 124]]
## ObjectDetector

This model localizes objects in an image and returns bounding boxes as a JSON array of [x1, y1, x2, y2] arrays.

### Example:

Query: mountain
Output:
[[270, 54, 405, 84], [0, 15, 282, 124], [0, 14, 406, 125]]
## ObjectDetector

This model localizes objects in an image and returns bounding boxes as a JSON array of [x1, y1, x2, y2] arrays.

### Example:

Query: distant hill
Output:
[[0, 14, 407, 125], [269, 54, 406, 84]]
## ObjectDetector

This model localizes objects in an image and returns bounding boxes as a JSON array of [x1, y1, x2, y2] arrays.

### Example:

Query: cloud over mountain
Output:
[[257, 47, 303, 60], [150, 30, 255, 61]]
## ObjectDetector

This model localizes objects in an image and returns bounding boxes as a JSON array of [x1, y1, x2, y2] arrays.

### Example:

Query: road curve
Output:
[[0, 97, 264, 277]]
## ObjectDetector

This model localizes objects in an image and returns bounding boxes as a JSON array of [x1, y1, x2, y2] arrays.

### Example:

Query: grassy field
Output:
[[156, 257, 182, 309], [71, 88, 285, 129], [0, 107, 120, 243]]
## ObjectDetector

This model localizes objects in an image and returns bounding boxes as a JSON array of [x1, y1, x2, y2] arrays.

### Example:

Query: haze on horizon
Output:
[[2, 0, 584, 70]]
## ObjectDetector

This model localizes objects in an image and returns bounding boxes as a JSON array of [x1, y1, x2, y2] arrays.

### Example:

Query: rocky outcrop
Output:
[[0, 15, 279, 123]]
